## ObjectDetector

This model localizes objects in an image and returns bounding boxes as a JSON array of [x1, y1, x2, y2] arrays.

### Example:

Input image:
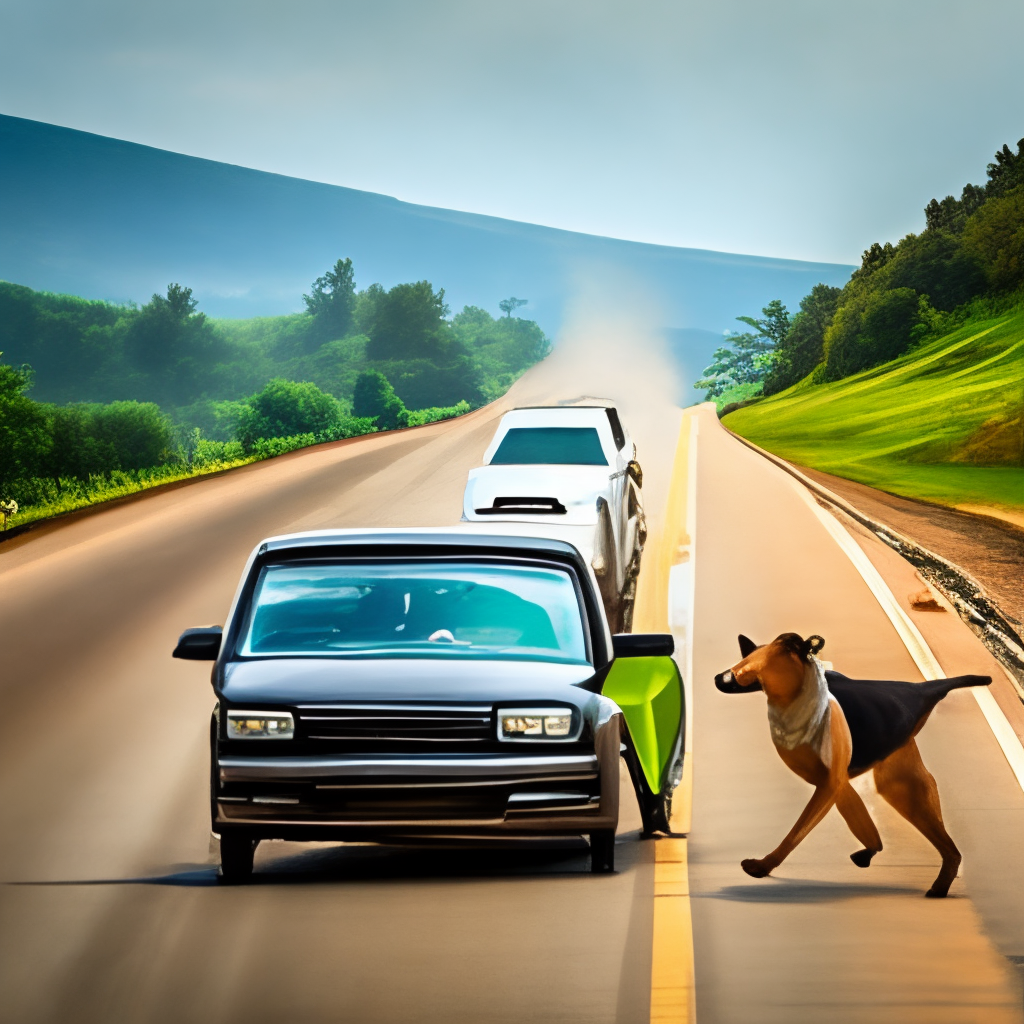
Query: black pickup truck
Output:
[[174, 529, 685, 882]]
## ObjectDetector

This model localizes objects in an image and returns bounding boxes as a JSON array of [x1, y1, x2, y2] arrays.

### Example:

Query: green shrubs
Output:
[[236, 378, 347, 451], [353, 370, 409, 430], [407, 401, 472, 426]]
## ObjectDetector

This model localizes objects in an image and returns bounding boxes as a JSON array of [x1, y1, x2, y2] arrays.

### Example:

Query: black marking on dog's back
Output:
[[826, 672, 991, 775]]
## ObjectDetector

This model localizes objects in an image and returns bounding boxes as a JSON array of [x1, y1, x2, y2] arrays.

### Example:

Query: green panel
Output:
[[603, 656, 682, 792]]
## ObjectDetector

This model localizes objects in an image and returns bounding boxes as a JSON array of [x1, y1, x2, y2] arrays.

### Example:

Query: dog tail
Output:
[[921, 674, 992, 701]]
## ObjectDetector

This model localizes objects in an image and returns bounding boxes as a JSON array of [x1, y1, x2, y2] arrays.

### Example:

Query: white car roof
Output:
[[482, 406, 624, 465]]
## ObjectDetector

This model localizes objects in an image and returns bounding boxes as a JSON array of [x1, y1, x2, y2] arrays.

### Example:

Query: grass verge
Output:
[[722, 307, 1024, 512]]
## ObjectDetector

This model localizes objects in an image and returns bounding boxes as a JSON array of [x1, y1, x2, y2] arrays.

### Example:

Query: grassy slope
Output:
[[722, 307, 1024, 511]]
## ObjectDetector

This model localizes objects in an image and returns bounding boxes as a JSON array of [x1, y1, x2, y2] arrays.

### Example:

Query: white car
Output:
[[461, 405, 646, 631]]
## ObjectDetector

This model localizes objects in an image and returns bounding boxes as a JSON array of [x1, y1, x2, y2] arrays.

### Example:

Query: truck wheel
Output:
[[219, 833, 256, 884], [590, 830, 615, 873]]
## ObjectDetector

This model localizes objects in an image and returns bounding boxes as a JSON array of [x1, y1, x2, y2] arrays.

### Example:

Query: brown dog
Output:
[[715, 632, 992, 898]]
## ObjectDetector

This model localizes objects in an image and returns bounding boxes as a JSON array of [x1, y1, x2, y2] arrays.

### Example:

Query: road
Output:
[[1, 361, 1022, 1023]]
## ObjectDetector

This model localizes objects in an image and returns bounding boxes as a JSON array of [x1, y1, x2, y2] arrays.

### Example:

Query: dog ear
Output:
[[803, 635, 826, 657], [737, 634, 758, 658]]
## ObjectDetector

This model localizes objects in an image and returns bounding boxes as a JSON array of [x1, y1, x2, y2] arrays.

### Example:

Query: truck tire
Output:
[[219, 832, 256, 884], [590, 830, 616, 873]]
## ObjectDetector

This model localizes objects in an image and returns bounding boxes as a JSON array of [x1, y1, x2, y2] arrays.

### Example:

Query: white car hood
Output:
[[462, 464, 614, 525]]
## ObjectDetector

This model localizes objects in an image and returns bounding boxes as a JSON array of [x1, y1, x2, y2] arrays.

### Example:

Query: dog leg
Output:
[[873, 739, 960, 897], [743, 709, 854, 878], [835, 783, 882, 867], [741, 779, 840, 878]]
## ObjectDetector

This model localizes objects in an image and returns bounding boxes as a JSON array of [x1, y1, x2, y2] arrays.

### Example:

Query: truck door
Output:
[[602, 642, 685, 836]]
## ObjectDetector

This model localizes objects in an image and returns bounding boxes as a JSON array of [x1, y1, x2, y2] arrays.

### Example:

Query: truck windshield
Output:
[[238, 562, 589, 663], [490, 427, 607, 466]]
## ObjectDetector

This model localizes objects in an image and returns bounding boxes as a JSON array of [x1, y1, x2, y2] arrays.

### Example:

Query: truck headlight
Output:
[[498, 708, 578, 741], [226, 710, 294, 740]]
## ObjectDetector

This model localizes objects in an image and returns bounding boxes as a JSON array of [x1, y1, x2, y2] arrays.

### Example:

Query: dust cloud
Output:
[[511, 268, 685, 520]]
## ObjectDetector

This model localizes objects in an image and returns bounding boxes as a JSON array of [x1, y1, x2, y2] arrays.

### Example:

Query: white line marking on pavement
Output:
[[791, 481, 1024, 795]]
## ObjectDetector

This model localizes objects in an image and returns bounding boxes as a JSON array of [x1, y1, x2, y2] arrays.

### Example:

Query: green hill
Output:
[[722, 304, 1024, 512]]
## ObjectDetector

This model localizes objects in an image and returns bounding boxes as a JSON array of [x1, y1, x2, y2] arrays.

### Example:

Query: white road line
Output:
[[791, 481, 1024, 794]]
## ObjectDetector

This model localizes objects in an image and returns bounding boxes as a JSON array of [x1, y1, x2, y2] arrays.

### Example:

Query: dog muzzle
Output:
[[715, 669, 763, 694]]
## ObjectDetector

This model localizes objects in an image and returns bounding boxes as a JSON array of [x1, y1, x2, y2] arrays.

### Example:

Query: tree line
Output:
[[0, 261, 550, 521], [0, 262, 549, 413], [697, 137, 1024, 403]]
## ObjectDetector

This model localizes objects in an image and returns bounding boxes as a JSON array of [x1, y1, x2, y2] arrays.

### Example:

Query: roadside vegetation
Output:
[[0, 260, 549, 531], [695, 137, 1024, 513]]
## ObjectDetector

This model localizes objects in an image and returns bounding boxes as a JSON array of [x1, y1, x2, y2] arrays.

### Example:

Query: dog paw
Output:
[[850, 848, 877, 868], [740, 858, 771, 878], [925, 887, 950, 898]]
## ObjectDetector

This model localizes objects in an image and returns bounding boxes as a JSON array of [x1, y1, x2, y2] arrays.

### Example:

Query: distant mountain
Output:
[[0, 114, 853, 398]]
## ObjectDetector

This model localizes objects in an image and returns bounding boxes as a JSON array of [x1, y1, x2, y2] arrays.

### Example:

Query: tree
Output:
[[0, 359, 50, 492], [883, 230, 986, 311], [962, 188, 1024, 292], [498, 297, 528, 318], [924, 184, 986, 234], [736, 299, 790, 349], [693, 300, 789, 400], [985, 139, 1024, 199], [235, 379, 343, 451], [303, 258, 356, 341], [365, 281, 451, 362], [353, 283, 385, 337], [124, 283, 224, 404], [451, 305, 551, 377], [853, 242, 896, 280], [352, 371, 409, 430], [763, 285, 842, 395], [693, 333, 774, 399], [823, 288, 926, 380], [88, 402, 174, 470]]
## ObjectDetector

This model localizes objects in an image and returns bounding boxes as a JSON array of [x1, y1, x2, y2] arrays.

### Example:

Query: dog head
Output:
[[714, 632, 825, 693]]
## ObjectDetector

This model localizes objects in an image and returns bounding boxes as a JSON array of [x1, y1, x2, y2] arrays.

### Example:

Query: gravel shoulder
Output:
[[796, 465, 1024, 627]]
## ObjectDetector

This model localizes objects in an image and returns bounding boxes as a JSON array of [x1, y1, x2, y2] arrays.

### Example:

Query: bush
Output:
[[88, 401, 174, 470], [253, 433, 317, 459], [236, 378, 343, 451], [406, 401, 471, 426], [352, 371, 409, 429]]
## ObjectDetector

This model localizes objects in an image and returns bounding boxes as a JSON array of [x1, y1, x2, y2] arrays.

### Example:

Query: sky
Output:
[[2, 0, 1022, 266]]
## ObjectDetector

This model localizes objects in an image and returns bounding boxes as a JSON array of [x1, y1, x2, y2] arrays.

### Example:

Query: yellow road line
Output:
[[636, 412, 697, 1024]]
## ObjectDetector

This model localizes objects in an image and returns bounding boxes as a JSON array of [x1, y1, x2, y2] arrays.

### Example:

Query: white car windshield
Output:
[[238, 561, 589, 663], [490, 427, 608, 466]]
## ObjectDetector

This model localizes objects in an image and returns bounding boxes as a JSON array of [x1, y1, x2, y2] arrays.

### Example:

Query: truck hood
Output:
[[463, 464, 613, 524], [218, 656, 600, 706]]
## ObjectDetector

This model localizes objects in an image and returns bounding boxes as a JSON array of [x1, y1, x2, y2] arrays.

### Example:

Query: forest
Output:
[[696, 137, 1024, 406], [0, 261, 550, 528]]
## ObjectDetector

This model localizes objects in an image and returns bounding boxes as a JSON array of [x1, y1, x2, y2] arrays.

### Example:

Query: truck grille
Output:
[[296, 705, 493, 743]]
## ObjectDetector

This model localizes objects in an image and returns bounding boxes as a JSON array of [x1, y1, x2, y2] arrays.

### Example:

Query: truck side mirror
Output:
[[612, 633, 673, 658], [173, 626, 223, 660], [627, 460, 643, 488]]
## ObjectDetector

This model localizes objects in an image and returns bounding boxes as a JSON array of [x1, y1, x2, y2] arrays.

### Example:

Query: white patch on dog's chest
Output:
[[766, 657, 833, 766]]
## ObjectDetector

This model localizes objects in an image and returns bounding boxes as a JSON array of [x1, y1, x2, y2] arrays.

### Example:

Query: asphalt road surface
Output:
[[1, 362, 1022, 1024]]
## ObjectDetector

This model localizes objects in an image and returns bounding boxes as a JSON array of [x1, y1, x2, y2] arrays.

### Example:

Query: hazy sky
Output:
[[3, 0, 1022, 265]]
